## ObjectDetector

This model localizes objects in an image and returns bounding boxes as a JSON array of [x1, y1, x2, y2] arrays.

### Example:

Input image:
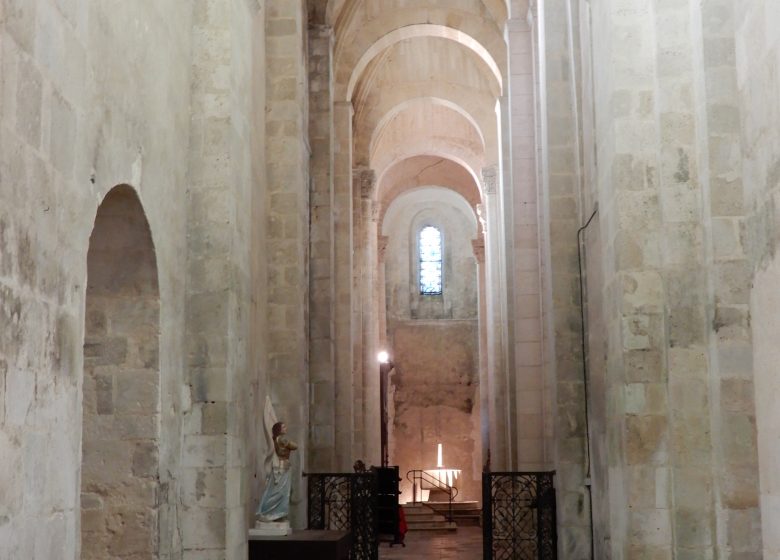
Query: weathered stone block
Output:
[[114, 371, 159, 415], [721, 464, 760, 509], [626, 350, 664, 383], [15, 60, 42, 147], [132, 441, 159, 478], [3, 0, 37, 53], [108, 508, 157, 557], [182, 435, 226, 468], [201, 402, 227, 435], [180, 467, 226, 508], [626, 415, 668, 465], [725, 507, 762, 552], [671, 415, 711, 467], [95, 372, 113, 415], [674, 507, 714, 548], [83, 337, 128, 366], [629, 508, 672, 547], [721, 413, 758, 465], [180, 508, 226, 550]]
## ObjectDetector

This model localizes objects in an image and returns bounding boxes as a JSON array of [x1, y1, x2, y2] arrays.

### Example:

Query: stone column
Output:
[[363, 198, 381, 467], [265, 0, 309, 527], [377, 235, 390, 348], [482, 165, 511, 471], [353, 167, 380, 465], [333, 101, 355, 468], [498, 94, 519, 472], [184, 0, 259, 554], [693, 1, 761, 556], [351, 167, 365, 461], [472, 235, 489, 467], [508, 13, 545, 473], [308, 24, 337, 473], [534, 1, 591, 556]]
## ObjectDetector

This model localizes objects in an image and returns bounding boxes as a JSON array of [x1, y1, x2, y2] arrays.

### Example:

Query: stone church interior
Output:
[[1, 0, 778, 558]]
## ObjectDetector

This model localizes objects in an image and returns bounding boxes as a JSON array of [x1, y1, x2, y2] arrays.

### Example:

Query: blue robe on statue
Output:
[[256, 459, 291, 521]]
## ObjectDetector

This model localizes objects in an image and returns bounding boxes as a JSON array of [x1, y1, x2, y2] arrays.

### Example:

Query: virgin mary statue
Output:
[[256, 397, 298, 522]]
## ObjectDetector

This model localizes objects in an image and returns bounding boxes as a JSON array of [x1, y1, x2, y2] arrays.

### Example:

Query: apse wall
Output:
[[383, 190, 481, 502]]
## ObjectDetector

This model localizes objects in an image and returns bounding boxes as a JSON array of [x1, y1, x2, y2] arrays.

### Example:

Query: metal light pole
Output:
[[377, 351, 391, 468]]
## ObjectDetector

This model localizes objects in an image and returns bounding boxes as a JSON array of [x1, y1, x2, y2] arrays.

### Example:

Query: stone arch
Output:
[[354, 83, 499, 165], [328, 0, 509, 29], [370, 98, 487, 162], [345, 24, 503, 102], [378, 156, 482, 231], [370, 103, 487, 179], [81, 185, 161, 559], [350, 37, 501, 167], [376, 151, 484, 200]]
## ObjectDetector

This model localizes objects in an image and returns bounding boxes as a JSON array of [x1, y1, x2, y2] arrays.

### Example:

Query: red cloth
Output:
[[398, 506, 408, 537]]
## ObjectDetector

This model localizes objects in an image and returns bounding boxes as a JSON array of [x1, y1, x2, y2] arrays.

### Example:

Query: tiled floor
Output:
[[380, 527, 482, 560]]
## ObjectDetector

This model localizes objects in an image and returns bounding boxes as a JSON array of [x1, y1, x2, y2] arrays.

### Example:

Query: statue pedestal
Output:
[[248, 530, 351, 560], [251, 520, 292, 536]]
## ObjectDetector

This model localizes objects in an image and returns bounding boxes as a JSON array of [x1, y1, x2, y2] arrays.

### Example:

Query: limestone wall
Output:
[[737, 2, 780, 558], [184, 0, 268, 556], [0, 1, 193, 558], [264, 0, 311, 527], [569, 0, 765, 557], [534, 1, 591, 556], [0, 0, 274, 557]]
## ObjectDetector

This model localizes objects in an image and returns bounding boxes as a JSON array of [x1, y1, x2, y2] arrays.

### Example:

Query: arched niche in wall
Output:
[[81, 185, 161, 559]]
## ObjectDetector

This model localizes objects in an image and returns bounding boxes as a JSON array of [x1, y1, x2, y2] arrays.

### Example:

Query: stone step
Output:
[[403, 507, 445, 521], [413, 500, 482, 527], [405, 513, 443, 522], [402, 504, 457, 532], [449, 512, 481, 527], [427, 488, 454, 502], [405, 519, 458, 532], [424, 500, 480, 511]]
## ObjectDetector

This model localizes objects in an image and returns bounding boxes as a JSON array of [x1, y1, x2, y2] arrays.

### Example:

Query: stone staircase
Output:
[[402, 503, 457, 532], [425, 500, 482, 527]]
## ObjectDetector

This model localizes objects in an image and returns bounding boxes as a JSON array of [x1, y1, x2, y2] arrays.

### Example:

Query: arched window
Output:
[[419, 226, 443, 295]]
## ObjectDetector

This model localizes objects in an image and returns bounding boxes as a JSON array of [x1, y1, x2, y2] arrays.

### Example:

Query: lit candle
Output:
[[437, 443, 443, 468]]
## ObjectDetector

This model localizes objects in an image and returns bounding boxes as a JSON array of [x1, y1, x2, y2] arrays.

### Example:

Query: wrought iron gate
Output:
[[483, 471, 557, 560], [307, 472, 378, 560]]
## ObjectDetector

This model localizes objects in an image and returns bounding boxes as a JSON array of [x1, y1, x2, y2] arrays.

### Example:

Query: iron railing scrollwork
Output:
[[306, 472, 379, 560], [483, 471, 557, 560]]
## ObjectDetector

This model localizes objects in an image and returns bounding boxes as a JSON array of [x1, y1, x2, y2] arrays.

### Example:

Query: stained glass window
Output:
[[419, 226, 443, 295]]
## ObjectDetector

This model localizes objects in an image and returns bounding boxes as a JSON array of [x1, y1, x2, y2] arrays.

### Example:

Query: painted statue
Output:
[[256, 397, 298, 522]]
